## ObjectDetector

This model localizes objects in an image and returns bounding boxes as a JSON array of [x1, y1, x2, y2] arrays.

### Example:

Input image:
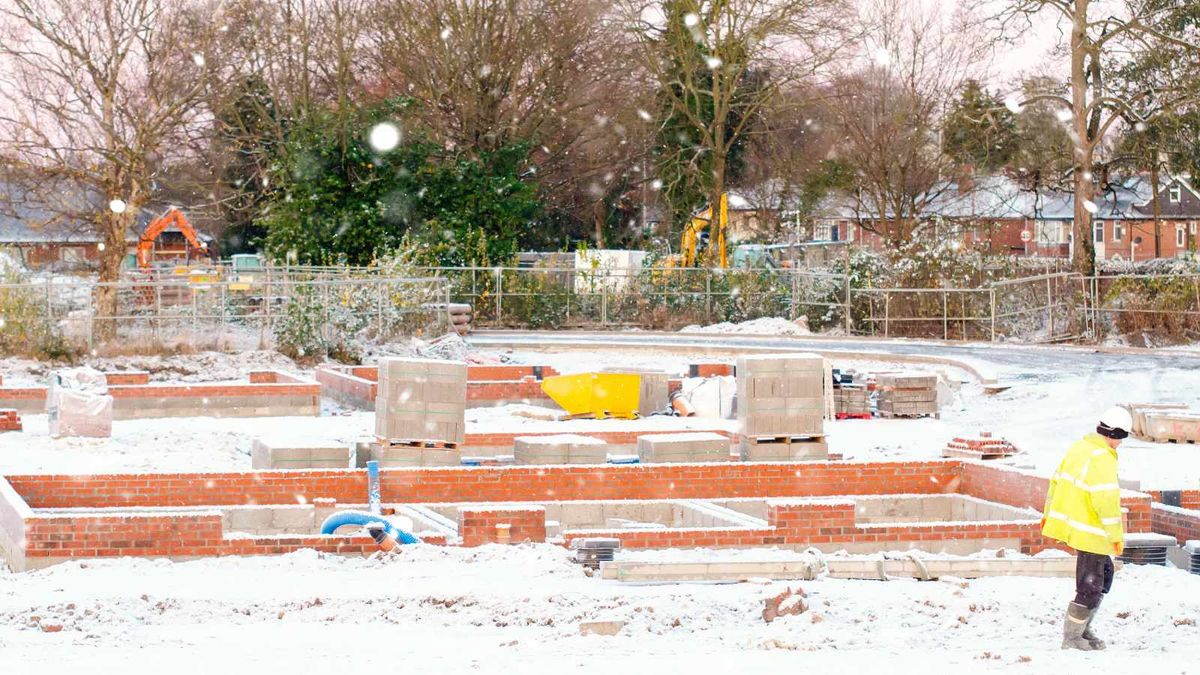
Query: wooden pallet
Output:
[[374, 437, 460, 449], [742, 434, 827, 445], [1151, 438, 1199, 445], [878, 411, 940, 420], [835, 413, 872, 420]]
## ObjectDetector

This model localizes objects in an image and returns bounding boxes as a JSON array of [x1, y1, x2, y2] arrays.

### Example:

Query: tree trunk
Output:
[[93, 210, 131, 343], [1070, 2, 1096, 276], [1151, 164, 1161, 259], [592, 199, 606, 249], [709, 154, 726, 267]]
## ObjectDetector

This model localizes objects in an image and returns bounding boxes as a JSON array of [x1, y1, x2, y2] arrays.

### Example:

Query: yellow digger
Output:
[[666, 193, 730, 270]]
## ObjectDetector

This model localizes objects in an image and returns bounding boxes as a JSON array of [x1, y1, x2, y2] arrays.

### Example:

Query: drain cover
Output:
[[571, 537, 621, 569]]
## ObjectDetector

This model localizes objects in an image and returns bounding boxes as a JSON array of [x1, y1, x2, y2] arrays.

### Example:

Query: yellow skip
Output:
[[541, 373, 641, 419]]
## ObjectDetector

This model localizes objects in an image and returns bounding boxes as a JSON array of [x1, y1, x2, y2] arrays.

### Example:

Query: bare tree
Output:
[[365, 0, 647, 246], [621, 0, 851, 263], [0, 0, 220, 340], [827, 0, 989, 250], [991, 0, 1200, 274]]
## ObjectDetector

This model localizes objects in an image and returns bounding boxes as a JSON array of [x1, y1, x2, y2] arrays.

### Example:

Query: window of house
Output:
[[1169, 185, 1182, 203], [1112, 223, 1123, 241], [1037, 221, 1066, 245], [62, 246, 84, 263], [1179, 226, 1187, 248], [1094, 222, 1104, 243]]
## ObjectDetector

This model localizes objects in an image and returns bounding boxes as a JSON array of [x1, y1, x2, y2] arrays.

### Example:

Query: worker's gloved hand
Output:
[[1113, 542, 1123, 557]]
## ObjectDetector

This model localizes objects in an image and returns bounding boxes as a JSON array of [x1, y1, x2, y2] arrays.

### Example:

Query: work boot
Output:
[[1082, 599, 1106, 650], [1062, 602, 1097, 651]]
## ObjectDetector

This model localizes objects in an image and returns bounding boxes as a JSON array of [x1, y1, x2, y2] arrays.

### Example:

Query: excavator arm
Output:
[[136, 208, 207, 268]]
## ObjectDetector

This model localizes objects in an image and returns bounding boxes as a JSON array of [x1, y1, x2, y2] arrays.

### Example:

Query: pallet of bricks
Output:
[[736, 353, 827, 461], [875, 372, 939, 419], [832, 370, 869, 420], [372, 357, 467, 466], [0, 409, 20, 432]]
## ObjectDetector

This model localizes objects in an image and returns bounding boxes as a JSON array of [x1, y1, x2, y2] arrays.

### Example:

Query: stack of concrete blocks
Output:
[[1121, 403, 1190, 440], [875, 372, 939, 418], [637, 432, 730, 463], [252, 437, 352, 470], [600, 367, 670, 417], [834, 386, 870, 417], [375, 357, 467, 444], [735, 353, 827, 461], [1141, 411, 1200, 444], [514, 434, 607, 465]]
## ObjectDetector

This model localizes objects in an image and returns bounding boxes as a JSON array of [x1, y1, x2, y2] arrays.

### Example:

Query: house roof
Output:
[[0, 182, 211, 245]]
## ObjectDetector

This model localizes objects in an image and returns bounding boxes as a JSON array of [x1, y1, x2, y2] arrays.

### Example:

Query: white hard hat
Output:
[[1098, 406, 1133, 436]]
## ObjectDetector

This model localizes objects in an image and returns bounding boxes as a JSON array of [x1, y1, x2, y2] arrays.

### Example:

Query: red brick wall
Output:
[[466, 378, 548, 402], [6, 461, 962, 510], [458, 507, 546, 546], [564, 498, 1046, 552], [962, 461, 1153, 534], [1150, 504, 1200, 545], [103, 371, 151, 385], [22, 512, 379, 562], [468, 365, 559, 381], [692, 363, 734, 377]]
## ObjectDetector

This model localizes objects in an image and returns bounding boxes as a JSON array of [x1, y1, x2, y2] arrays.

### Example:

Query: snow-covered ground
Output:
[[1, 544, 1197, 674]]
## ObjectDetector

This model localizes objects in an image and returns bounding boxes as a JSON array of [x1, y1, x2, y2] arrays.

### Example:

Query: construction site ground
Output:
[[1, 332, 1199, 673]]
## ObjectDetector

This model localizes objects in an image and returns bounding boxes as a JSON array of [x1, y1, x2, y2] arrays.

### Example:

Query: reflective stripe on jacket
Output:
[[1041, 433, 1123, 555]]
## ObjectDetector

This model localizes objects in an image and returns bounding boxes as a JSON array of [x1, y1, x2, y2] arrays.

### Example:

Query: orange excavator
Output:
[[135, 207, 210, 269]]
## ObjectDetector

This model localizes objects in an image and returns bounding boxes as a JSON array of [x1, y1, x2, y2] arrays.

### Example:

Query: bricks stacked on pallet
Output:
[[637, 432, 731, 463], [251, 438, 352, 470], [0, 409, 21, 432], [941, 432, 1018, 460], [1142, 411, 1200, 444], [735, 353, 827, 461], [600, 367, 671, 416], [834, 386, 870, 419], [514, 434, 607, 465], [375, 357, 467, 446], [876, 372, 939, 418]]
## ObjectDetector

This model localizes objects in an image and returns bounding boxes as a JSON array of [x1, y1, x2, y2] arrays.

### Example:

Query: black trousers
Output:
[[1074, 550, 1115, 609]]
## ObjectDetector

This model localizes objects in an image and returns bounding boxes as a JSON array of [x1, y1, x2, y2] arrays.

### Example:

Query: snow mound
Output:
[[680, 316, 811, 336]]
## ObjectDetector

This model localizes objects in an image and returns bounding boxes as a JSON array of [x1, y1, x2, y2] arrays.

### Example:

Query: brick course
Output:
[[1, 458, 1179, 568]]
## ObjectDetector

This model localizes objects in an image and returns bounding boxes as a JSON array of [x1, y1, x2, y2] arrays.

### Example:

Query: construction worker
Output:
[[1041, 406, 1132, 651]]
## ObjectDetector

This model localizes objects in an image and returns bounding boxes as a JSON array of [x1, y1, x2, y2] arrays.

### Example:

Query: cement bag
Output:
[[48, 388, 113, 438], [681, 376, 736, 419]]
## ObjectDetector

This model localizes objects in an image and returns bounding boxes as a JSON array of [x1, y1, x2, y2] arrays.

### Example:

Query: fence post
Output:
[[942, 290, 948, 340], [1047, 276, 1055, 339], [705, 273, 712, 322], [990, 288, 996, 342], [884, 292, 890, 338], [376, 280, 384, 338], [44, 276, 52, 339], [155, 282, 162, 343], [495, 268, 503, 324], [843, 274, 851, 334], [601, 283, 608, 326]]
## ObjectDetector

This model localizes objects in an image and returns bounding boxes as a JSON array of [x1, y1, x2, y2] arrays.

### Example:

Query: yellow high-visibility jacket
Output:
[[1041, 433, 1124, 555]]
